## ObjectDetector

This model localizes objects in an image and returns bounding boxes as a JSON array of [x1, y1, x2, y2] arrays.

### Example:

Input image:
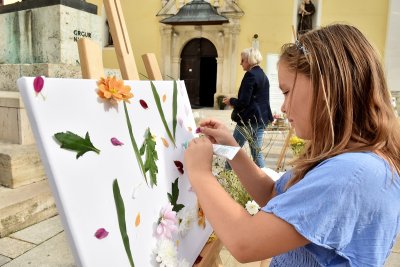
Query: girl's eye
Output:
[[282, 91, 289, 95]]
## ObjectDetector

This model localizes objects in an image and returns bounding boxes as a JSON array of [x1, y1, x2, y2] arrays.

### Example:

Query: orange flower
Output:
[[97, 76, 133, 103]]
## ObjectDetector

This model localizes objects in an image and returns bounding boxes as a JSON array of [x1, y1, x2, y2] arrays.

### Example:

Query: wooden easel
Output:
[[77, 0, 223, 266]]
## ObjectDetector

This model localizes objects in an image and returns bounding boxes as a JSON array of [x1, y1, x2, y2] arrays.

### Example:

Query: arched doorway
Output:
[[180, 38, 217, 108]]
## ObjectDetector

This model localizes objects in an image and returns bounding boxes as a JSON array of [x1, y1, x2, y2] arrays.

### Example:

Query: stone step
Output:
[[0, 180, 57, 238], [0, 91, 34, 145], [0, 143, 45, 188]]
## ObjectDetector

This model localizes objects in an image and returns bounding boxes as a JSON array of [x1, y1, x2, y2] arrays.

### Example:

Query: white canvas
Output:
[[17, 77, 213, 267]]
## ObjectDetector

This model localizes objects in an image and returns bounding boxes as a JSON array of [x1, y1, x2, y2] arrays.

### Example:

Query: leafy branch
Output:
[[139, 128, 158, 187], [167, 178, 184, 213], [54, 131, 100, 159]]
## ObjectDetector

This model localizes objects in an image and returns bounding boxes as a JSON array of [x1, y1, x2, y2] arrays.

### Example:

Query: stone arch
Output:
[[160, 24, 241, 108]]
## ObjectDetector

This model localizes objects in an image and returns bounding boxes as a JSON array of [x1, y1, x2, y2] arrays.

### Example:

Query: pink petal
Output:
[[164, 211, 177, 221], [156, 225, 164, 235], [33, 76, 44, 93], [111, 137, 124, 146], [94, 228, 109, 239], [139, 99, 148, 109]]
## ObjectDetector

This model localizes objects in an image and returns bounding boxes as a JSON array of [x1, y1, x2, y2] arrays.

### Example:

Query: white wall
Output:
[[385, 0, 400, 92]]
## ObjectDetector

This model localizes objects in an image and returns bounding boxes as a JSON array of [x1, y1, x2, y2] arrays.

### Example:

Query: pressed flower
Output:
[[174, 161, 184, 175], [181, 141, 188, 149], [162, 94, 167, 103], [177, 206, 196, 237], [139, 99, 148, 109], [111, 137, 124, 146], [161, 137, 169, 148], [33, 76, 44, 93], [195, 127, 202, 134], [197, 202, 206, 229], [245, 200, 260, 215], [154, 238, 178, 267], [94, 228, 109, 239], [156, 204, 178, 239], [187, 127, 192, 132], [135, 212, 141, 227], [97, 76, 133, 103]]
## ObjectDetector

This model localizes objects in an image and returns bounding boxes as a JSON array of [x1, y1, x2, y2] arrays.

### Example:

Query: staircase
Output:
[[0, 90, 58, 238], [0, 61, 85, 238]]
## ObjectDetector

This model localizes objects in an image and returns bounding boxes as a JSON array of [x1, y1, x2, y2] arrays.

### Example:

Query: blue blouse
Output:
[[262, 152, 400, 267]]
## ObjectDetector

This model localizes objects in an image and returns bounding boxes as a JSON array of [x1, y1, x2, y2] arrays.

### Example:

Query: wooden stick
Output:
[[77, 38, 104, 79], [276, 127, 294, 172], [195, 237, 223, 267], [142, 53, 163, 80], [103, 0, 139, 80]]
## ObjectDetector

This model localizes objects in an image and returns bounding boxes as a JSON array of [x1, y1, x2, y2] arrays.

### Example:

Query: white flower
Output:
[[177, 206, 197, 237], [154, 239, 178, 267], [245, 200, 260, 215]]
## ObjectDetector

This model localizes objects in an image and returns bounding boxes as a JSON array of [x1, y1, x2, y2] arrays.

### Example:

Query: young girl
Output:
[[184, 24, 400, 266]]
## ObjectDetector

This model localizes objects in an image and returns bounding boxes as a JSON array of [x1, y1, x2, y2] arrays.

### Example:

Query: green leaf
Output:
[[140, 128, 158, 187], [150, 81, 176, 147], [172, 80, 178, 140], [123, 101, 148, 185], [54, 131, 100, 159], [168, 177, 185, 213], [112, 179, 135, 267]]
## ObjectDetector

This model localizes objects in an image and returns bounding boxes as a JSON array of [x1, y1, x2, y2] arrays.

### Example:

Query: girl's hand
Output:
[[184, 137, 213, 181], [198, 119, 238, 146]]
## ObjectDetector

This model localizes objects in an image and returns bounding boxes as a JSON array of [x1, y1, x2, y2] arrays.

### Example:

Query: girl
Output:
[[184, 24, 400, 266]]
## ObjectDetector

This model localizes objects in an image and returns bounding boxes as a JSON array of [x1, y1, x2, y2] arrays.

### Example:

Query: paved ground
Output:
[[0, 108, 399, 266]]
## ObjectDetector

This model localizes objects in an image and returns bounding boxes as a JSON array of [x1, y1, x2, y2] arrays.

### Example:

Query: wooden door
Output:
[[180, 38, 217, 108]]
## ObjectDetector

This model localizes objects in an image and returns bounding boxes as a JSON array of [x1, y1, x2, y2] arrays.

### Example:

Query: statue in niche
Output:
[[297, 0, 315, 35]]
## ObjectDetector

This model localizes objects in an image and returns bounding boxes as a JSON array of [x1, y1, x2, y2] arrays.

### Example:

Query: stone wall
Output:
[[0, 4, 101, 64]]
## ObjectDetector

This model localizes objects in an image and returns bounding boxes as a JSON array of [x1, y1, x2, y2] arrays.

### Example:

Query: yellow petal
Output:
[[161, 137, 169, 148], [135, 212, 140, 227]]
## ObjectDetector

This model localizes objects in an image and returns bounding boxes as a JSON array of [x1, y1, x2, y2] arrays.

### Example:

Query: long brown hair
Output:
[[280, 24, 400, 188]]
